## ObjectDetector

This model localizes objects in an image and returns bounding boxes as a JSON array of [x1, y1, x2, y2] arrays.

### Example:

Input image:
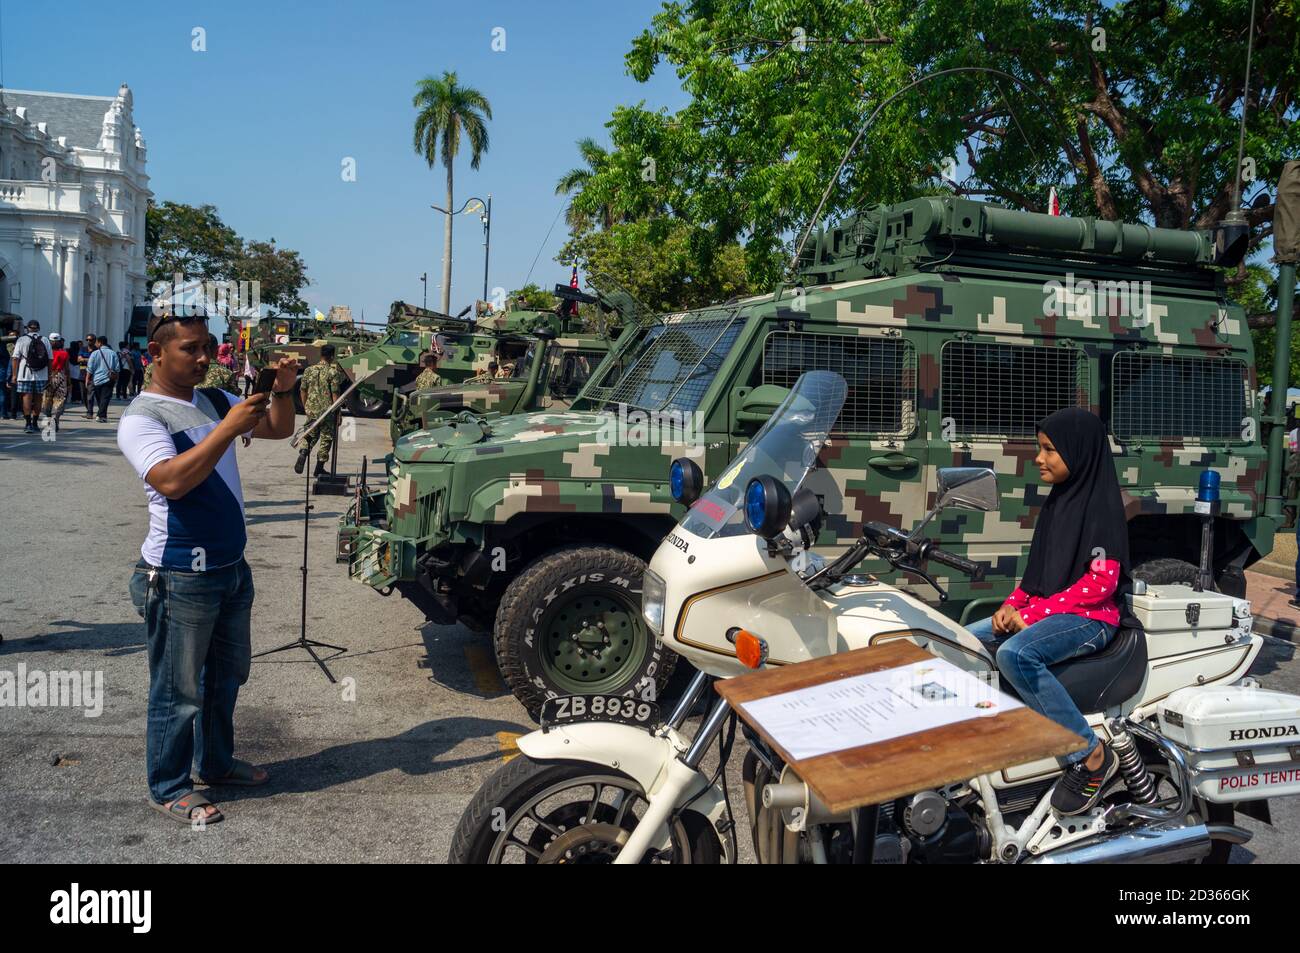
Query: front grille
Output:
[[762, 332, 916, 436], [1111, 352, 1249, 442], [941, 341, 1088, 439]]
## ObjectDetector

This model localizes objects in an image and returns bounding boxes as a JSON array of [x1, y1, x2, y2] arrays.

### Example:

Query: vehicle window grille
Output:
[[587, 312, 743, 413], [1111, 352, 1249, 442], [941, 341, 1088, 439], [762, 332, 915, 436]]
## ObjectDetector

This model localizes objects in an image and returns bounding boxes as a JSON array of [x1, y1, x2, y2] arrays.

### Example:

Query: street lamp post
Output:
[[430, 195, 492, 309], [420, 272, 427, 310]]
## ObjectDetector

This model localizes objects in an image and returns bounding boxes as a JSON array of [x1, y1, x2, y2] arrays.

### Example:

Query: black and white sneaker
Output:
[[1051, 745, 1118, 816]]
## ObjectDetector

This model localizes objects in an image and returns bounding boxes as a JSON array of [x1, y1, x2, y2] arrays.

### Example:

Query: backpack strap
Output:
[[197, 387, 232, 422]]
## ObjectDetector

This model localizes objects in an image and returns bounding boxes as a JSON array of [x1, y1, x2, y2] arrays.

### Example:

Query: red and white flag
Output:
[[568, 265, 580, 316], [1048, 187, 1061, 216]]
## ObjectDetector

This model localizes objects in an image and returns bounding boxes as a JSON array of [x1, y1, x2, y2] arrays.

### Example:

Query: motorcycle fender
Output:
[[518, 723, 734, 862], [519, 723, 684, 792]]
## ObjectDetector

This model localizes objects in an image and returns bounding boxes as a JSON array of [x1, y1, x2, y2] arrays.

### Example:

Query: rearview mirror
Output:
[[936, 467, 999, 512]]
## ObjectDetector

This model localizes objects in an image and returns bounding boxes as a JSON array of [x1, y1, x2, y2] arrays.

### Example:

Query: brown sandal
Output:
[[149, 792, 224, 825]]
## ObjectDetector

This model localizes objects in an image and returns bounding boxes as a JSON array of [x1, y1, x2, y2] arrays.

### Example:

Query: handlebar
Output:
[[861, 521, 984, 579], [922, 544, 985, 582]]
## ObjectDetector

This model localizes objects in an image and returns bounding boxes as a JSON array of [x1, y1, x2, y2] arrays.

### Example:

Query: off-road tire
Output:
[[346, 389, 389, 418], [447, 754, 720, 864], [495, 545, 677, 719], [1132, 557, 1205, 589]]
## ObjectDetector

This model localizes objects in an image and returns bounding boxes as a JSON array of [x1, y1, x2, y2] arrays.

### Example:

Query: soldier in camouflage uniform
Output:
[[413, 351, 442, 390], [466, 361, 499, 384], [295, 343, 347, 475], [200, 335, 241, 395]]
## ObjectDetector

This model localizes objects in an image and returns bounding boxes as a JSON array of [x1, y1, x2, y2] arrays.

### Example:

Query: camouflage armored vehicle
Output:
[[242, 311, 381, 411], [339, 300, 577, 418], [244, 311, 380, 368], [387, 310, 618, 444], [339, 194, 1286, 716]]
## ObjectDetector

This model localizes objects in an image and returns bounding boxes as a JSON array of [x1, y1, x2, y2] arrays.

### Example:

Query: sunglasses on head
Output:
[[147, 313, 208, 342]]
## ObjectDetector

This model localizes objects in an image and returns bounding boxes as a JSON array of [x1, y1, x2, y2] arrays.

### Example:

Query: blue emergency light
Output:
[[1196, 469, 1221, 504]]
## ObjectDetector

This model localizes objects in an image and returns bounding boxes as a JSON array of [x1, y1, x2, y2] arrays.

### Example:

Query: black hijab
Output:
[[1020, 407, 1130, 597]]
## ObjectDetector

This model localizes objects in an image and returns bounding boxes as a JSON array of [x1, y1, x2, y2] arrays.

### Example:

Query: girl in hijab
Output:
[[217, 341, 236, 370], [967, 407, 1130, 815]]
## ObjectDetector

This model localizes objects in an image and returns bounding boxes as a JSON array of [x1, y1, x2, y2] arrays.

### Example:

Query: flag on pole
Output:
[[1048, 187, 1061, 216], [568, 265, 580, 316]]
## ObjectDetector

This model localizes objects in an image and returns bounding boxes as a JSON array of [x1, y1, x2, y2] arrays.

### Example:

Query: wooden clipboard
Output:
[[716, 641, 1086, 813]]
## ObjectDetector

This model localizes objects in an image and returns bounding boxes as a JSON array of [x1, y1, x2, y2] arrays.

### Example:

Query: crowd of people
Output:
[[0, 320, 256, 435], [0, 321, 155, 433]]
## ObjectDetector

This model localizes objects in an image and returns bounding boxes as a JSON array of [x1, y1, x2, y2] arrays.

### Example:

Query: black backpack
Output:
[[24, 334, 49, 372]]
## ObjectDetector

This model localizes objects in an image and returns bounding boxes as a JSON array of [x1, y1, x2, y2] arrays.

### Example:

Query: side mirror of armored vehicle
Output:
[[670, 458, 704, 506], [936, 467, 999, 512], [735, 384, 792, 426], [744, 476, 792, 539], [533, 327, 557, 341]]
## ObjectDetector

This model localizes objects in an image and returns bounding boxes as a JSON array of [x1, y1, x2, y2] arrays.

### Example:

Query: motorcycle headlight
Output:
[[642, 569, 666, 635]]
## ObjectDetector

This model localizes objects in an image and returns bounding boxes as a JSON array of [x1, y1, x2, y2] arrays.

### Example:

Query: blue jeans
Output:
[[967, 613, 1115, 764], [129, 558, 254, 804]]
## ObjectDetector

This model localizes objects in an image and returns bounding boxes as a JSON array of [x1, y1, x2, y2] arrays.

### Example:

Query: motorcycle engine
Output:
[[895, 791, 986, 864]]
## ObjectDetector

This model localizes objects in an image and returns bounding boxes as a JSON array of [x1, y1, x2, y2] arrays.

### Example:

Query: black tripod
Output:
[[251, 457, 347, 682]]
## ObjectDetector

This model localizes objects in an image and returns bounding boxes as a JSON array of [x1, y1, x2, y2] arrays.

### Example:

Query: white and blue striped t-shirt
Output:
[[117, 390, 247, 570]]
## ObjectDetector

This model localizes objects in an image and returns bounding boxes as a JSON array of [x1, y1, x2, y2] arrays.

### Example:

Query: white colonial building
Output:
[[0, 83, 151, 345]]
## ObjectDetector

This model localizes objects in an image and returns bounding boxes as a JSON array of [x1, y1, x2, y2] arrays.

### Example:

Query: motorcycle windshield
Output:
[[679, 370, 847, 539]]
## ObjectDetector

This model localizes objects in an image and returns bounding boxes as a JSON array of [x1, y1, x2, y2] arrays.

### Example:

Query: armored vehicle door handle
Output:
[[868, 452, 919, 469]]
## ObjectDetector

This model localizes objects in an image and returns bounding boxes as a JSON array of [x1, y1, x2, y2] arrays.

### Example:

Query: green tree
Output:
[[413, 71, 492, 313], [573, 0, 1297, 286], [145, 200, 310, 316], [507, 283, 559, 310], [556, 138, 619, 231], [234, 240, 310, 315], [559, 218, 757, 312], [145, 200, 241, 284]]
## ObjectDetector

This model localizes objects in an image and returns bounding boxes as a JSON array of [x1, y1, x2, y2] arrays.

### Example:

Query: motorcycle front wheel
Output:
[[448, 754, 723, 864]]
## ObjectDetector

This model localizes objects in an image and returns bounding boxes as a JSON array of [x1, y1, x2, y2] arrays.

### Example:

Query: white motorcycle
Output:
[[450, 371, 1300, 863]]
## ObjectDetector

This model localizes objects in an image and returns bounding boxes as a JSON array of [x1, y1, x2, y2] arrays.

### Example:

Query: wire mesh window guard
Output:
[[1111, 352, 1249, 442], [762, 332, 916, 436], [585, 311, 744, 414], [941, 340, 1088, 439]]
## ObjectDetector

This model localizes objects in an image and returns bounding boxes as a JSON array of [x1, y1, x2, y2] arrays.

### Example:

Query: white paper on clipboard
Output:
[[737, 657, 1022, 762]]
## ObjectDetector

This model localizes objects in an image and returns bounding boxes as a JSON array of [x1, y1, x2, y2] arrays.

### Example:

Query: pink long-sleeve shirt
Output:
[[1003, 558, 1121, 627]]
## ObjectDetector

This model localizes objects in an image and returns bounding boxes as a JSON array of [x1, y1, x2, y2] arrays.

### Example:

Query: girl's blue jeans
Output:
[[967, 613, 1116, 764]]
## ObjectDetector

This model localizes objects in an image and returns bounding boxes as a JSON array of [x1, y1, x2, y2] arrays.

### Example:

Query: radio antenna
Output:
[[1227, 0, 1257, 222]]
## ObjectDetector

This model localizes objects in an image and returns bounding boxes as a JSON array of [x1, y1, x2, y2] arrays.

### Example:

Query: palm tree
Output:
[[413, 72, 491, 313], [555, 137, 615, 232]]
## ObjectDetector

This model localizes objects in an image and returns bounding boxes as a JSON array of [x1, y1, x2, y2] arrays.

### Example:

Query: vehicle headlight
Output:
[[642, 569, 666, 635]]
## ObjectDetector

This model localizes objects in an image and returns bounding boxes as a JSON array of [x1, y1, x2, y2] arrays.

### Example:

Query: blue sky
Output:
[[1, 0, 687, 323]]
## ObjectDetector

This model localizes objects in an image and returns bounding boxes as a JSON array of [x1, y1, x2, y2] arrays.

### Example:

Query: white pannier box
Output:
[[1126, 585, 1248, 660], [1159, 685, 1300, 803]]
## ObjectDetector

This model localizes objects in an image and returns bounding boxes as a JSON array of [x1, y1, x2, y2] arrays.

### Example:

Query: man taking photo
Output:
[[118, 311, 297, 825]]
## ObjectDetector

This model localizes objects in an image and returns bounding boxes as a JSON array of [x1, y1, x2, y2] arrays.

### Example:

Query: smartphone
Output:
[[253, 368, 279, 394]]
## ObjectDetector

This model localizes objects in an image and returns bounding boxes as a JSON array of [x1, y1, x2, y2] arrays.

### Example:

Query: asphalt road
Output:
[[0, 397, 1296, 864]]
